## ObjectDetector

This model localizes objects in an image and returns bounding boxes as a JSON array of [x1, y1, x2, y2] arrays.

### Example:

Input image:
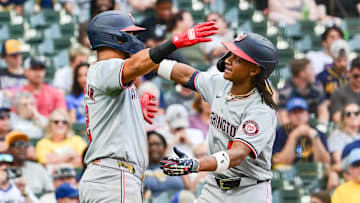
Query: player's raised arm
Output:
[[122, 21, 218, 84]]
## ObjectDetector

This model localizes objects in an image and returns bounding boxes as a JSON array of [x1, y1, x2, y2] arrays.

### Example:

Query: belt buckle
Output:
[[118, 161, 135, 174], [219, 178, 232, 190]]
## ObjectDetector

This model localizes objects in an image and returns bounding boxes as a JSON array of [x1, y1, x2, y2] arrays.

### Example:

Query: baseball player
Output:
[[79, 10, 218, 202], [159, 32, 279, 202]]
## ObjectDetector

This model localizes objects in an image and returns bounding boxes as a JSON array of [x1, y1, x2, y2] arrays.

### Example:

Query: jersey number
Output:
[[86, 105, 92, 143]]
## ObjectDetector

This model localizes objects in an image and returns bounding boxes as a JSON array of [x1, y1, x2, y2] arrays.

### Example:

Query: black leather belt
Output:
[[215, 177, 270, 190]]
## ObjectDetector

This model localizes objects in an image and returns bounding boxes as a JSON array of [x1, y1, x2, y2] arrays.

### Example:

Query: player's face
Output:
[[77, 65, 89, 90], [223, 53, 260, 83]]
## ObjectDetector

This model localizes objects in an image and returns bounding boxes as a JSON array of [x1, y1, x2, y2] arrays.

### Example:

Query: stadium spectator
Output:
[[144, 131, 185, 197], [272, 98, 330, 168], [35, 109, 87, 167], [332, 148, 360, 203], [316, 39, 350, 99], [55, 183, 79, 203], [326, 104, 360, 190], [66, 63, 89, 124], [306, 26, 344, 74], [116, 0, 155, 13], [20, 57, 66, 117], [6, 130, 54, 195], [0, 153, 38, 203], [89, 0, 115, 19], [0, 39, 27, 90], [330, 56, 360, 123], [182, 143, 208, 193], [164, 84, 196, 114], [53, 46, 90, 95], [0, 93, 11, 153], [169, 10, 205, 65], [40, 164, 77, 203], [310, 191, 331, 203], [161, 104, 204, 157], [268, 0, 326, 25], [188, 93, 210, 137], [202, 12, 234, 65], [10, 91, 47, 139], [0, 0, 24, 15], [139, 0, 174, 42], [278, 59, 328, 124]]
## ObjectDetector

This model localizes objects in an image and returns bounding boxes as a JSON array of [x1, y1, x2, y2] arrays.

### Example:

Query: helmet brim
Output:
[[120, 25, 146, 32], [222, 42, 258, 66]]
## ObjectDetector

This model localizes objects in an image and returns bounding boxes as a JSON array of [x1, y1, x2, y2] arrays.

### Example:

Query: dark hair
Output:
[[90, 0, 115, 19], [321, 26, 344, 42], [251, 71, 277, 110], [310, 191, 331, 203], [71, 63, 89, 97], [290, 58, 311, 77], [351, 56, 360, 71], [168, 10, 188, 32], [147, 131, 167, 148], [156, 0, 172, 5]]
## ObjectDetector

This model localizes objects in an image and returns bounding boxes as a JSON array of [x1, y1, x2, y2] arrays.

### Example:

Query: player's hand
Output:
[[140, 92, 158, 124], [160, 147, 200, 176], [172, 21, 218, 49]]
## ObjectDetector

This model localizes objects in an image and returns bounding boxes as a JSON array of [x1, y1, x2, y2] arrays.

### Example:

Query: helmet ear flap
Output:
[[217, 52, 231, 72]]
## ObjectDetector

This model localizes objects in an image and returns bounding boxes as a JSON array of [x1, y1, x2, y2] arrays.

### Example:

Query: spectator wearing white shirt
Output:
[[306, 26, 344, 74]]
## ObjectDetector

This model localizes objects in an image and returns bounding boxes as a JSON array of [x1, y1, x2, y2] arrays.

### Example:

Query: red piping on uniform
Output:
[[120, 25, 146, 32], [122, 171, 125, 203], [222, 42, 258, 65], [233, 140, 258, 159], [120, 60, 134, 89]]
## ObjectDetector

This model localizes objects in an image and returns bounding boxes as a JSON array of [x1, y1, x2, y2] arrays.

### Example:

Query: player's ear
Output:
[[249, 65, 261, 77]]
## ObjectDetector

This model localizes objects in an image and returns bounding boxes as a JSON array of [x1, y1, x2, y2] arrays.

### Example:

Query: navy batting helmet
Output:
[[217, 32, 278, 78], [88, 11, 146, 54]]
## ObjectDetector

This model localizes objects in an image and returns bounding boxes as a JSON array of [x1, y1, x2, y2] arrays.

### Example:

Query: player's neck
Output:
[[230, 82, 254, 95], [97, 48, 128, 61]]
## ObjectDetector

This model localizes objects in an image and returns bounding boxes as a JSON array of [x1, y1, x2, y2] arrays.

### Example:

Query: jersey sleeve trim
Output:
[[119, 60, 134, 89], [234, 139, 258, 159], [193, 72, 201, 92]]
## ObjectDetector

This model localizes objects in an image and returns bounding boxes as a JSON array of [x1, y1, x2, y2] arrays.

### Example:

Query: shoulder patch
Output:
[[242, 120, 259, 136]]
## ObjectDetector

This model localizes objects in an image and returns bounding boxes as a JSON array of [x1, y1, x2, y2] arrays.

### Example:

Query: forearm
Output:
[[122, 49, 159, 84], [273, 136, 297, 165], [312, 138, 330, 164], [317, 102, 329, 123]]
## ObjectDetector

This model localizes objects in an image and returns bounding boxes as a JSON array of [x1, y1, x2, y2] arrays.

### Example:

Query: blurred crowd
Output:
[[0, 0, 360, 202]]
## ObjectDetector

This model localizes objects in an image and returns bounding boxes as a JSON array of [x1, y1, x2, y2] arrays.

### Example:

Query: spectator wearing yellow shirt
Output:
[[36, 108, 87, 168], [332, 148, 360, 203]]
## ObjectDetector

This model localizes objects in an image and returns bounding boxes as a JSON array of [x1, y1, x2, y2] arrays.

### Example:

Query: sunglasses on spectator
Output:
[[0, 111, 10, 120], [10, 141, 30, 148], [352, 74, 360, 79], [51, 120, 68, 125], [345, 111, 360, 117], [351, 161, 360, 168]]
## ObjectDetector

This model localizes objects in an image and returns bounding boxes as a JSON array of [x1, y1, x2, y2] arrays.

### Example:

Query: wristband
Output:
[[149, 40, 177, 64], [211, 151, 230, 172], [158, 60, 177, 80]]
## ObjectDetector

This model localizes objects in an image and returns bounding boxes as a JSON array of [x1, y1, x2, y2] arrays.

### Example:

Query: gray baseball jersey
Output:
[[195, 72, 277, 181], [84, 58, 148, 169]]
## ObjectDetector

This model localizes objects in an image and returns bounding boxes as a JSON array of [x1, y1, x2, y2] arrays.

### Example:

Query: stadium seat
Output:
[[278, 48, 295, 67], [300, 21, 316, 35], [344, 18, 360, 39], [280, 189, 301, 203], [8, 24, 24, 39], [0, 11, 11, 25], [251, 19, 267, 36]]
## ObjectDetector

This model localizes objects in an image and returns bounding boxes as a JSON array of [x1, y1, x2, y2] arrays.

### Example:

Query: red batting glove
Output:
[[172, 21, 218, 49], [140, 92, 158, 124]]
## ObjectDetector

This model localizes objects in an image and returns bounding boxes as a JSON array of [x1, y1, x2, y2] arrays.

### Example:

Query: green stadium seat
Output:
[[280, 189, 301, 203], [344, 18, 360, 39], [72, 123, 87, 136], [295, 162, 325, 180], [238, 8, 254, 25], [8, 24, 24, 39], [251, 19, 267, 36], [0, 11, 11, 25], [60, 23, 75, 38], [278, 48, 295, 67], [53, 37, 72, 50], [29, 138, 41, 147]]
